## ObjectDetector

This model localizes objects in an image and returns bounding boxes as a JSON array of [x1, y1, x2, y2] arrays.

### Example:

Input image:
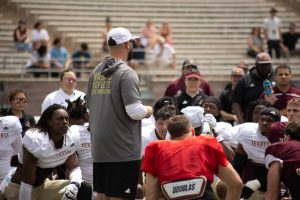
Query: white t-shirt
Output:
[[19, 128, 80, 168], [141, 125, 158, 156], [237, 123, 270, 164], [41, 88, 86, 113], [0, 116, 22, 181], [71, 124, 92, 185], [152, 43, 175, 67], [26, 51, 51, 68], [31, 29, 49, 42], [263, 16, 281, 40]]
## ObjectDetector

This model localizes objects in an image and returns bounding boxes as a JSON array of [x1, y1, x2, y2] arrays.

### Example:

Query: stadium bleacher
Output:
[[0, 0, 300, 115]]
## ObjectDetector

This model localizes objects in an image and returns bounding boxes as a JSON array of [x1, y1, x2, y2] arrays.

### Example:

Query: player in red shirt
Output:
[[265, 122, 300, 200], [142, 115, 242, 200]]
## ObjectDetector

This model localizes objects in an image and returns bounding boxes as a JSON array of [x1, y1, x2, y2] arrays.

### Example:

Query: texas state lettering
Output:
[[91, 72, 112, 95]]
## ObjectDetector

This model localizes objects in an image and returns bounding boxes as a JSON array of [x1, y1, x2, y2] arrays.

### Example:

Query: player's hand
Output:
[[202, 114, 217, 129], [59, 182, 79, 200]]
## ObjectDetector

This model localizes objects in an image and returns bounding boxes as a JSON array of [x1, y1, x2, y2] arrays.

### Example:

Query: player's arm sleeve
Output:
[[125, 103, 147, 120], [265, 144, 283, 169], [12, 134, 22, 155]]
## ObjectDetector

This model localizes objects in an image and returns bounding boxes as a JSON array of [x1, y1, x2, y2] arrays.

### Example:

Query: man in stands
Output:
[[282, 22, 300, 57], [41, 69, 85, 113], [262, 64, 300, 116], [232, 52, 273, 123], [142, 115, 242, 200], [263, 7, 282, 58], [164, 59, 214, 97], [265, 122, 300, 200]]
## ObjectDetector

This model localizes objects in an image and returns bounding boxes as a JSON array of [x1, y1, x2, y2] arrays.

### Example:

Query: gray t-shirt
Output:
[[86, 57, 142, 162]]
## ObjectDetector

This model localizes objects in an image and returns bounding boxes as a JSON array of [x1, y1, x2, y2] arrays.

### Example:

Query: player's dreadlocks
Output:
[[66, 96, 87, 120]]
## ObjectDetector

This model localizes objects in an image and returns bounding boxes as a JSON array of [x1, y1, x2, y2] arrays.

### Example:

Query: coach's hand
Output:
[[59, 182, 80, 200]]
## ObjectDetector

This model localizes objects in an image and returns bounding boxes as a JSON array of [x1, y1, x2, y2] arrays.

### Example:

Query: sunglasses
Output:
[[13, 98, 27, 104]]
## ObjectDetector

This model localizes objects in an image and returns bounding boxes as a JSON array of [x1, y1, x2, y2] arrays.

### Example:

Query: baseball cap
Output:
[[256, 52, 272, 64], [182, 59, 198, 69], [260, 107, 281, 122], [0, 116, 22, 134], [107, 27, 138, 46], [185, 71, 201, 79]]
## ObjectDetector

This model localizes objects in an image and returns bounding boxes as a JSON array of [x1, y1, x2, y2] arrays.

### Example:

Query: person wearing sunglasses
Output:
[[1, 88, 35, 136], [41, 69, 85, 113]]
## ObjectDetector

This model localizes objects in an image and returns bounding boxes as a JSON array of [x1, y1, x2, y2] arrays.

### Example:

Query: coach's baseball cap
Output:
[[0, 116, 22, 134], [107, 27, 138, 46], [185, 71, 201, 80], [260, 107, 281, 122], [256, 52, 272, 64], [182, 59, 198, 69]]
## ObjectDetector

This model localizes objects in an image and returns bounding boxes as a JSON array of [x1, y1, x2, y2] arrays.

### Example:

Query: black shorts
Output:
[[93, 160, 141, 200]]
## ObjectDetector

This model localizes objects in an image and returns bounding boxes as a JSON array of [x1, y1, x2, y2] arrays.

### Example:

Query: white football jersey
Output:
[[214, 121, 233, 142], [230, 123, 257, 148], [71, 124, 92, 185], [19, 128, 80, 168], [0, 116, 22, 181], [141, 125, 158, 156], [237, 123, 270, 164]]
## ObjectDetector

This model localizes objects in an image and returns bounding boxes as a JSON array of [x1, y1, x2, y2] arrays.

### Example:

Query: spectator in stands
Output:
[[50, 37, 71, 77], [261, 64, 300, 116], [164, 59, 214, 97], [1, 88, 35, 136], [130, 38, 146, 70], [31, 20, 49, 50], [4, 104, 92, 200], [159, 21, 173, 45], [281, 22, 300, 57], [265, 122, 300, 200], [174, 70, 207, 113], [232, 52, 273, 123], [151, 36, 176, 69], [263, 7, 282, 58], [141, 19, 157, 47], [101, 17, 112, 54], [13, 20, 31, 53], [26, 44, 51, 78], [247, 27, 264, 58], [72, 43, 92, 77], [219, 67, 245, 124], [41, 69, 85, 113]]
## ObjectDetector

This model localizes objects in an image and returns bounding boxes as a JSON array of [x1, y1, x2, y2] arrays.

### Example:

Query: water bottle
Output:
[[263, 79, 273, 97], [0, 168, 16, 193]]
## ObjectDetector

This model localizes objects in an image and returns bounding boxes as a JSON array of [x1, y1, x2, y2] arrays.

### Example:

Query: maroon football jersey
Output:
[[265, 140, 300, 184], [268, 122, 287, 143]]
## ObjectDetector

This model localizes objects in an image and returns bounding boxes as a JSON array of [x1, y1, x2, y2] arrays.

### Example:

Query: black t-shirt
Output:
[[232, 67, 267, 122], [175, 91, 207, 113], [282, 32, 300, 51]]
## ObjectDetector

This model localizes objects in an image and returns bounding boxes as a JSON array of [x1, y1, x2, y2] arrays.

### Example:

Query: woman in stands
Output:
[[4, 104, 92, 200], [13, 20, 31, 52], [247, 27, 264, 58], [1, 88, 35, 136]]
